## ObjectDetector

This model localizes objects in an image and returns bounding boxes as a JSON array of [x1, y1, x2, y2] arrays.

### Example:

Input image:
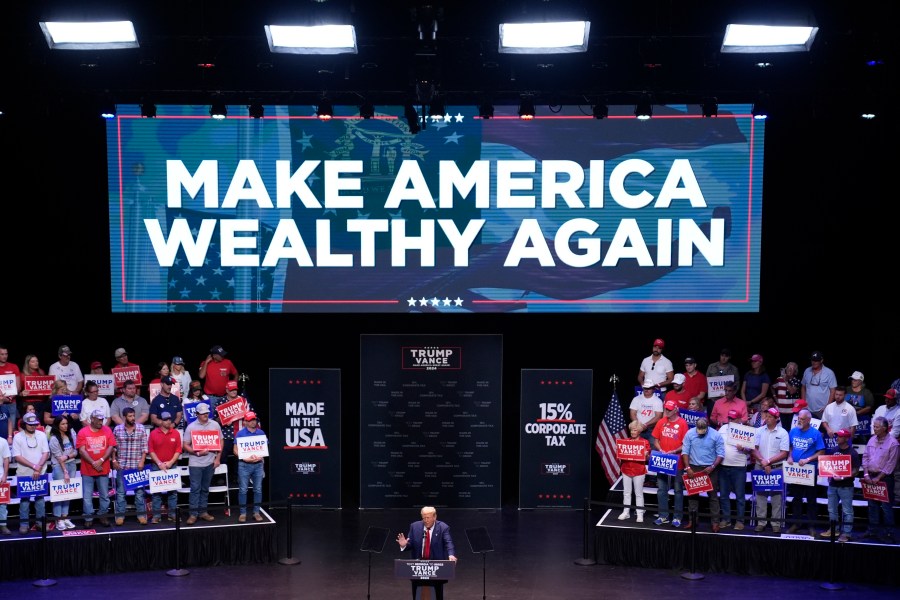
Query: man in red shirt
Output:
[[199, 345, 238, 398], [681, 357, 708, 410], [710, 382, 749, 427], [148, 411, 183, 524], [651, 400, 690, 527], [0, 344, 22, 444], [665, 374, 692, 410], [77, 409, 116, 527]]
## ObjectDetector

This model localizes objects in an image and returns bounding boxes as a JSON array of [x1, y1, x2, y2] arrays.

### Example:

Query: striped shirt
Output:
[[113, 423, 149, 469]]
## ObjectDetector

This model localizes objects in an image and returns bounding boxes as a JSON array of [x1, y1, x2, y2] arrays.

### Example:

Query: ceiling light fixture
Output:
[[39, 20, 139, 50], [721, 23, 818, 54], [210, 101, 227, 120], [248, 103, 265, 119], [99, 100, 117, 120], [499, 21, 591, 54], [265, 25, 358, 55], [518, 97, 536, 120], [634, 95, 653, 120], [317, 98, 334, 120], [751, 94, 770, 120]]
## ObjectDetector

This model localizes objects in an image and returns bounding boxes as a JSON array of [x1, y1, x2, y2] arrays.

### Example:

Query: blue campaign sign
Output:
[[16, 474, 50, 498], [751, 469, 783, 493], [648, 451, 680, 475], [122, 468, 152, 491], [182, 401, 199, 425], [51, 394, 83, 416], [681, 409, 705, 428]]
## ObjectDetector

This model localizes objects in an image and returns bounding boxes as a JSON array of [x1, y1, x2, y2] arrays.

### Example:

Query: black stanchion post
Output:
[[167, 506, 190, 577], [33, 515, 57, 587], [574, 497, 596, 565], [821, 518, 843, 591], [680, 508, 704, 580], [279, 498, 301, 565]]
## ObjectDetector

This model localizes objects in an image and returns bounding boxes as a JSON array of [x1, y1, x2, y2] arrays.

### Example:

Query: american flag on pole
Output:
[[595, 389, 628, 485]]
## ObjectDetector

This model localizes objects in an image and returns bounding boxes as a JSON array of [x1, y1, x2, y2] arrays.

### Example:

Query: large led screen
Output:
[[107, 103, 764, 313]]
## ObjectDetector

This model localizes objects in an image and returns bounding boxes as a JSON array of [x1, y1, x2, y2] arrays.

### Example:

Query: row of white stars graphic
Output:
[[408, 297, 464, 307]]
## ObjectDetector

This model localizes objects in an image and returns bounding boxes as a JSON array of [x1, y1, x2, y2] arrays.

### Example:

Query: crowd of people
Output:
[[620, 339, 900, 543], [0, 343, 268, 535]]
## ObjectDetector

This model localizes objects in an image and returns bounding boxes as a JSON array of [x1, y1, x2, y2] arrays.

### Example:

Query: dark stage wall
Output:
[[2, 105, 892, 508]]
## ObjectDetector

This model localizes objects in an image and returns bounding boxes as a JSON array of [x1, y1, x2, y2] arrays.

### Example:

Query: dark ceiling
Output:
[[4, 1, 895, 116]]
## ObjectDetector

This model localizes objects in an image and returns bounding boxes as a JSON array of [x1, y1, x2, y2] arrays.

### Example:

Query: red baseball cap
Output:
[[244, 411, 257, 421], [653, 338, 665, 348], [664, 400, 677, 411], [226, 381, 239, 391], [727, 409, 739, 419], [791, 399, 808, 413], [835, 429, 852, 438], [766, 407, 779, 417]]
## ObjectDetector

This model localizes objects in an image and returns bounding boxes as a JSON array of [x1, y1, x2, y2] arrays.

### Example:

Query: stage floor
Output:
[[1, 506, 898, 598]]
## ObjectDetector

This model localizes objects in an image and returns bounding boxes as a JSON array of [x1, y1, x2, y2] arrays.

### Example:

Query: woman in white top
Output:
[[170, 356, 192, 399]]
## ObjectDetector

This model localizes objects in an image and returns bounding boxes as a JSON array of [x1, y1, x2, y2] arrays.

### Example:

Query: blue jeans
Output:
[[115, 469, 147, 518], [149, 465, 178, 519], [17, 476, 46, 524], [189, 464, 215, 516], [51, 463, 77, 518], [827, 485, 854, 534], [718, 465, 747, 523], [238, 460, 264, 515], [82, 473, 110, 519], [656, 471, 684, 521], [867, 474, 896, 535]]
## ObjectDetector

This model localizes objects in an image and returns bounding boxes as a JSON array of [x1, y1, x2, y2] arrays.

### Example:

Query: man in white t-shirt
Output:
[[637, 338, 674, 393], [630, 380, 663, 444], [48, 345, 84, 394], [821, 386, 858, 439]]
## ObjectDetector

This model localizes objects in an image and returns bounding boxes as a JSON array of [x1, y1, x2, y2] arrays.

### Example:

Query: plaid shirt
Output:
[[113, 423, 149, 469]]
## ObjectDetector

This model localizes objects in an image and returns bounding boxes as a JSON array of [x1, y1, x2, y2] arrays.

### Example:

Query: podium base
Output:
[[680, 572, 705, 580], [574, 558, 596, 566], [278, 557, 302, 565], [32, 579, 57, 587], [166, 569, 190, 577], [820, 582, 844, 591]]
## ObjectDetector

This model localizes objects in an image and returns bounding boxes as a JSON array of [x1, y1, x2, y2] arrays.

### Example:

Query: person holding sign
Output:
[[717, 409, 752, 530], [235, 410, 266, 522], [821, 386, 858, 440], [751, 407, 790, 533], [148, 411, 182, 523], [710, 382, 748, 428], [786, 409, 825, 536], [112, 407, 150, 525], [77, 409, 117, 528], [397, 506, 457, 600], [0, 344, 22, 446], [630, 380, 663, 445], [48, 416, 78, 530], [820, 429, 859, 542], [617, 420, 650, 522], [183, 402, 222, 524], [681, 417, 725, 532], [861, 416, 899, 543], [12, 412, 50, 534], [212, 380, 250, 476], [651, 401, 689, 527]]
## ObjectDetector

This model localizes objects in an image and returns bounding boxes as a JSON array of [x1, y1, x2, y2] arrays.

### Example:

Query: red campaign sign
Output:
[[861, 481, 889, 502], [819, 455, 852, 478], [215, 396, 249, 425], [191, 431, 222, 452], [615, 439, 648, 461], [682, 472, 714, 495], [0, 482, 10, 504], [112, 365, 142, 386], [24, 375, 56, 396]]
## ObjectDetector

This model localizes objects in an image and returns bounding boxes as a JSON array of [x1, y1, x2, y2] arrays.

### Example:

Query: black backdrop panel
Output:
[[519, 369, 593, 508], [269, 368, 342, 508], [359, 334, 503, 508]]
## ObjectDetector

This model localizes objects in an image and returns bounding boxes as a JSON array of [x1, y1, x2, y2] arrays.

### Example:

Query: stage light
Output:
[[722, 23, 818, 54], [499, 21, 590, 54], [702, 97, 718, 118], [359, 101, 375, 119], [210, 101, 227, 120], [634, 95, 652, 120], [140, 103, 156, 118], [592, 104, 608, 119], [317, 98, 334, 120], [248, 103, 264, 119], [265, 24, 358, 55], [40, 20, 139, 50], [518, 98, 535, 120], [751, 94, 769, 120], [99, 100, 117, 120], [404, 103, 421, 133], [428, 97, 446, 119], [478, 102, 494, 119]]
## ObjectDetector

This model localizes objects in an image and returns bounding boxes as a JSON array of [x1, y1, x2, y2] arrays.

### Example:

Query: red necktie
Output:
[[423, 528, 431, 559]]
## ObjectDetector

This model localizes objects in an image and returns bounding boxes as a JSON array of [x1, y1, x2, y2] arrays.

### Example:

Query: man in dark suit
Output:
[[397, 506, 457, 600]]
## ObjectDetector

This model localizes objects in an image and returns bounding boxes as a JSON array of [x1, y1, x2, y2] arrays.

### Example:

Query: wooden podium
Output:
[[394, 560, 456, 600]]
